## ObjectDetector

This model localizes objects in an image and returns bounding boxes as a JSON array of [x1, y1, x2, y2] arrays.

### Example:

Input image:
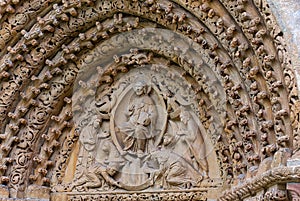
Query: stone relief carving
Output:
[[287, 183, 300, 201], [67, 191, 208, 201], [117, 80, 158, 154], [0, 0, 298, 199], [55, 66, 210, 193]]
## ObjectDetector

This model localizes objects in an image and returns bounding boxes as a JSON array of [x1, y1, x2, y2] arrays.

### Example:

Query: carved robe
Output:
[[120, 94, 156, 153]]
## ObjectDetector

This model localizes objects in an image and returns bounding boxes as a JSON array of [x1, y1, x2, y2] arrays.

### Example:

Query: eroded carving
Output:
[[54, 64, 212, 195], [118, 80, 157, 154], [0, 0, 298, 200]]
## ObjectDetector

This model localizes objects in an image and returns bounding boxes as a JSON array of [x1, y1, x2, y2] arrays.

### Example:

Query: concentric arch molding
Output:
[[0, 0, 299, 200]]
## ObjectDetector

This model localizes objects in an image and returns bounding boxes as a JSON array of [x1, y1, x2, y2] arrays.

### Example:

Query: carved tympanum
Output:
[[0, 0, 298, 200], [58, 65, 210, 193]]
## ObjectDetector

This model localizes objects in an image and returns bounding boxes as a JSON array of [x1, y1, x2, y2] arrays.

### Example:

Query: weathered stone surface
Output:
[[267, 0, 300, 88], [0, 185, 9, 198], [0, 0, 299, 200], [287, 183, 300, 200], [25, 185, 50, 199]]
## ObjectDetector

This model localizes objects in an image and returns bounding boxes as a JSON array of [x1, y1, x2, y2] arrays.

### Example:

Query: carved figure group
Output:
[[68, 74, 210, 192]]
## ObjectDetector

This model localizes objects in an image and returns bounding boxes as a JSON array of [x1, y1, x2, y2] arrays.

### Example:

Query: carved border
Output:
[[219, 166, 300, 200], [60, 189, 208, 201]]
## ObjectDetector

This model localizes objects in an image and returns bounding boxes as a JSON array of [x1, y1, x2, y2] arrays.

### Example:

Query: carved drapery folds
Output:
[[0, 0, 299, 200], [48, 47, 222, 200], [55, 61, 215, 194]]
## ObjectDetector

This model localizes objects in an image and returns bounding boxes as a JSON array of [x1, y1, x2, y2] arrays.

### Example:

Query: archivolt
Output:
[[0, 0, 298, 199]]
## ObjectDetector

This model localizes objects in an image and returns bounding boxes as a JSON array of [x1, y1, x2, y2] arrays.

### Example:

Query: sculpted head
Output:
[[163, 133, 174, 147], [133, 81, 150, 96]]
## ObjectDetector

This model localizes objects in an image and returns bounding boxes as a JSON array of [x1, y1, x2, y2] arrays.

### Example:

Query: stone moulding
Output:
[[219, 166, 300, 200], [0, 0, 299, 199], [52, 189, 209, 201]]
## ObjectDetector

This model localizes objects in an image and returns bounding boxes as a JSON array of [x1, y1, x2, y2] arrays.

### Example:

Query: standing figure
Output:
[[120, 81, 157, 154], [177, 109, 209, 178], [70, 116, 101, 190], [78, 115, 100, 165]]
